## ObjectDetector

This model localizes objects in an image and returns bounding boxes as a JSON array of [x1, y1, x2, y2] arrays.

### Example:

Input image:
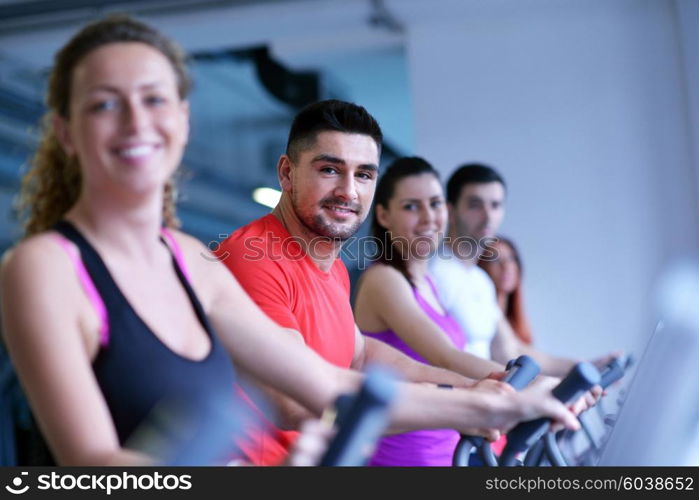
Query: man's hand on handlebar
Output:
[[510, 377, 581, 434], [536, 374, 603, 417]]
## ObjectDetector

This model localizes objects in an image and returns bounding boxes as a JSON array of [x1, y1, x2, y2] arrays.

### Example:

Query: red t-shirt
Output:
[[216, 214, 356, 465]]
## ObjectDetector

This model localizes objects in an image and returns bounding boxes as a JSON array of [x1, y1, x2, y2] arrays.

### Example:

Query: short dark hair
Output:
[[285, 99, 383, 160], [446, 163, 507, 205]]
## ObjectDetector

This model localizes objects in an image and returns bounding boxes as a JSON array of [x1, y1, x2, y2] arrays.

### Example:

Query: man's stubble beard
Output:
[[292, 192, 364, 241]]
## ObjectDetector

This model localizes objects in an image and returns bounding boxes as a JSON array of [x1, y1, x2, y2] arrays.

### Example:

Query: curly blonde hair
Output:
[[17, 15, 191, 237]]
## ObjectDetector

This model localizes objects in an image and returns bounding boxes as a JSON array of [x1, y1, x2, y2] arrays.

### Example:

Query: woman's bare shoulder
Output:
[[360, 263, 409, 287], [1, 232, 70, 279], [356, 264, 413, 306]]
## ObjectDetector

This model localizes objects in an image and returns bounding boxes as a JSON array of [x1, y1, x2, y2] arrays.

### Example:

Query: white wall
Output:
[[401, 0, 699, 358]]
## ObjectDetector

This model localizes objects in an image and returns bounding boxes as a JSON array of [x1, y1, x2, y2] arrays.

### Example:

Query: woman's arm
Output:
[[354, 265, 505, 379], [354, 332, 475, 388], [491, 317, 579, 376]]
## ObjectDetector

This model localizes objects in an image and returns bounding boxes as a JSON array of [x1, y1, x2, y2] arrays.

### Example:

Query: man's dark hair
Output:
[[446, 163, 507, 205], [285, 99, 383, 160]]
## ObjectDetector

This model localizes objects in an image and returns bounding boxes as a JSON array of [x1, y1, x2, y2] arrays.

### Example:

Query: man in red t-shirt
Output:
[[217, 100, 476, 464], [216, 100, 581, 465]]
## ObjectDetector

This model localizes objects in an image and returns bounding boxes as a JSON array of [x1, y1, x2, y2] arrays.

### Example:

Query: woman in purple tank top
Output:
[[355, 157, 486, 466]]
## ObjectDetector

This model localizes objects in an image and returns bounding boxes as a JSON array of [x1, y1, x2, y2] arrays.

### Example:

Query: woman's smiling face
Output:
[[376, 173, 447, 261], [56, 42, 189, 196]]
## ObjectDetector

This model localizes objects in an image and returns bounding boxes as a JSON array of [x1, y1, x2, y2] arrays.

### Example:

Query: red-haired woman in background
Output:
[[478, 236, 533, 346]]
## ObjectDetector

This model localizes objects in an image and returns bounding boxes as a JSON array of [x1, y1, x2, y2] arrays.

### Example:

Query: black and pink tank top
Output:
[[52, 221, 237, 446]]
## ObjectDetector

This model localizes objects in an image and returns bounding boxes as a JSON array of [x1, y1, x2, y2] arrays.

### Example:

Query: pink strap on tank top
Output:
[[51, 234, 110, 347], [160, 228, 192, 283]]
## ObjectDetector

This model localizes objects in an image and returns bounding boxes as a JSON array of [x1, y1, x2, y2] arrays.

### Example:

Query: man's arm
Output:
[[386, 373, 580, 436], [352, 327, 476, 388]]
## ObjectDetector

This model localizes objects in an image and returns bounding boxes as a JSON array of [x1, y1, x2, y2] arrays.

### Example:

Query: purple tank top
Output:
[[363, 276, 467, 466]]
